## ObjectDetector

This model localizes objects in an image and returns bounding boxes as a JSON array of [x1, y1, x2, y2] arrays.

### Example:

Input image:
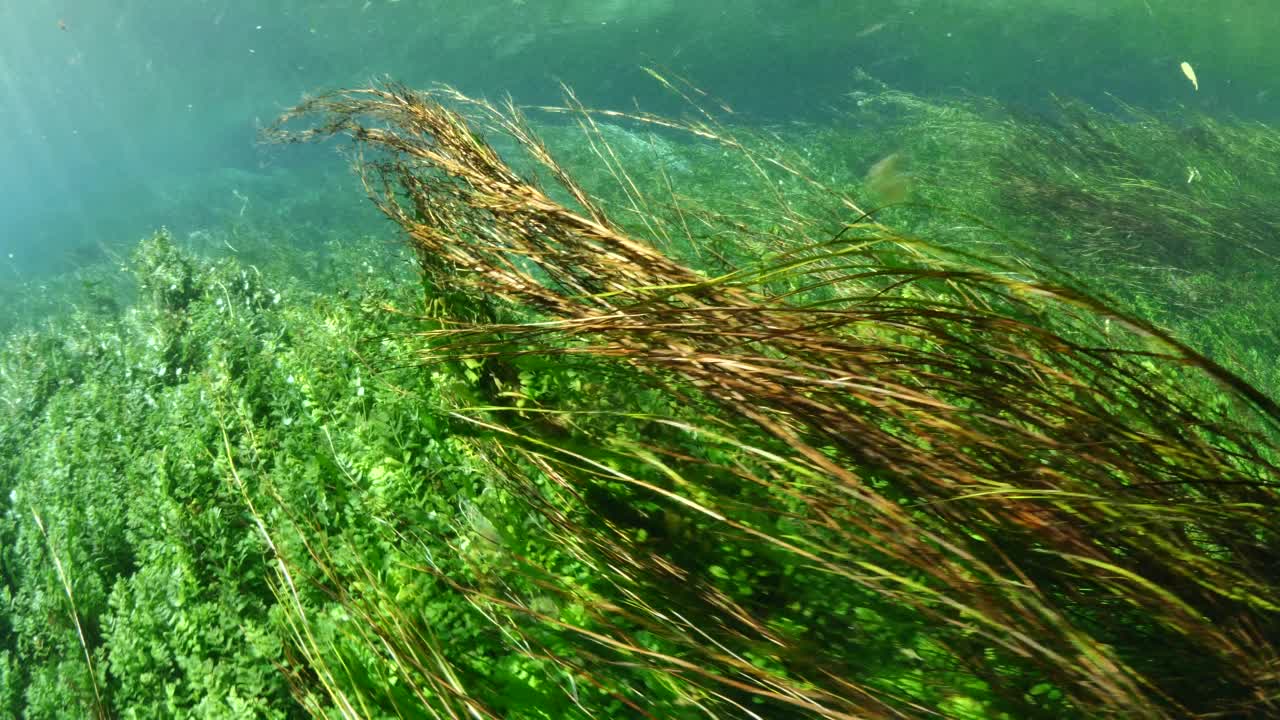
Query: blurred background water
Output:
[[2, 0, 1277, 277]]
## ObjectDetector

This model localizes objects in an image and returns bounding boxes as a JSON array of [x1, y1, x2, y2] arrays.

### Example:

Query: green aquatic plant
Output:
[[265, 81, 1280, 719], [0, 223, 423, 717]]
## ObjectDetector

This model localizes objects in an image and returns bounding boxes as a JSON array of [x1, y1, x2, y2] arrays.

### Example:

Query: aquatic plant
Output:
[[262, 81, 1280, 719], [5, 76, 1280, 719], [793, 85, 1280, 397]]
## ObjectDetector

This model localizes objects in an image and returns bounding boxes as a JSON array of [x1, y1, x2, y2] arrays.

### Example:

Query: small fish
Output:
[[1180, 61, 1199, 91], [866, 153, 911, 205], [856, 22, 888, 38]]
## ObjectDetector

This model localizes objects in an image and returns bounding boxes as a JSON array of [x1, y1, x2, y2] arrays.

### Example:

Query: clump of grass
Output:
[[269, 81, 1280, 719], [996, 98, 1280, 276]]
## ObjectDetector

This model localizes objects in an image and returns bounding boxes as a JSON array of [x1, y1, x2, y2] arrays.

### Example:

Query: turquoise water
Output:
[[2, 1, 1277, 277]]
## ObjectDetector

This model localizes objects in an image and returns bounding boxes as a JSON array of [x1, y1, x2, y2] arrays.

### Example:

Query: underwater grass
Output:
[[261, 80, 1280, 719], [6, 77, 1280, 719]]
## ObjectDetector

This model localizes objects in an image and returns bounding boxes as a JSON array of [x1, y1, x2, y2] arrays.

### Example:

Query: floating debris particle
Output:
[[1180, 61, 1199, 91]]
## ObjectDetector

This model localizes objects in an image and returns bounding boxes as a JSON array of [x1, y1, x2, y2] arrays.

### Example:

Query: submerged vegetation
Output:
[[3, 77, 1280, 719]]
